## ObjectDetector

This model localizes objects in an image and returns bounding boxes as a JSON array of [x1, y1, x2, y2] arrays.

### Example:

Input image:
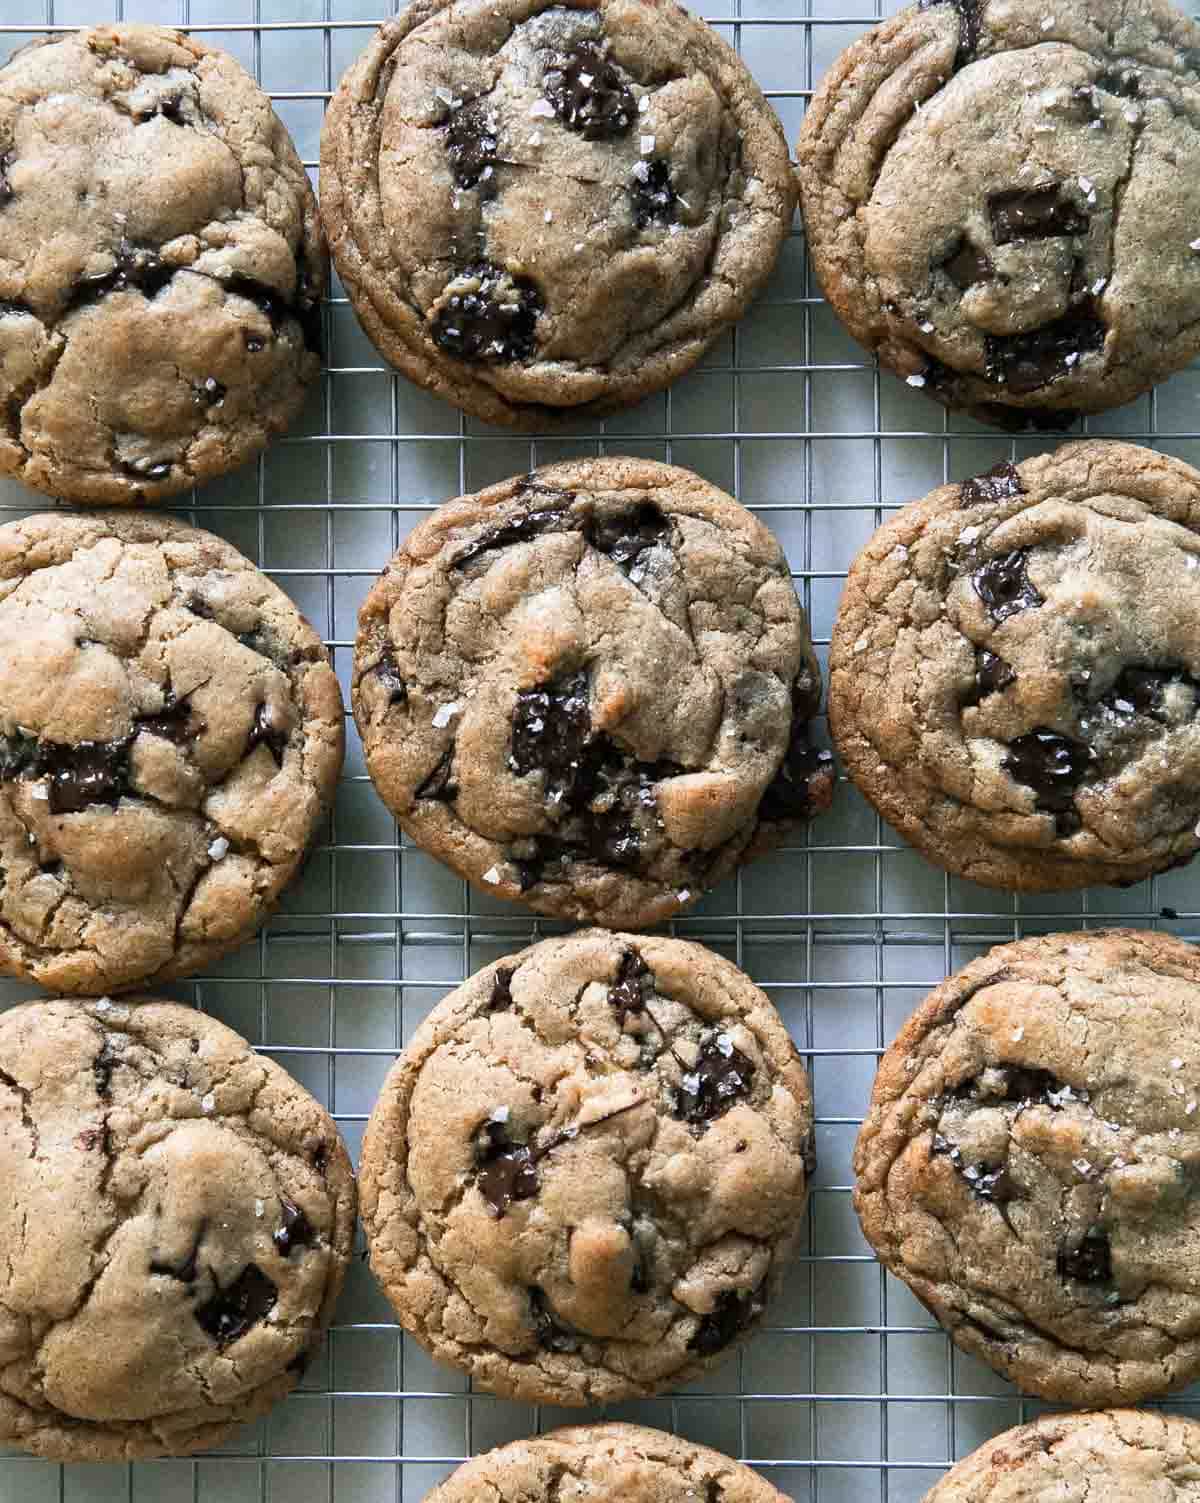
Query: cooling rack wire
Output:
[[1, 0, 1199, 1497]]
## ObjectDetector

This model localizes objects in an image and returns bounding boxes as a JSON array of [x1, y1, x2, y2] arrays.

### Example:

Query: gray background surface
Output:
[[1, 0, 1199, 1497]]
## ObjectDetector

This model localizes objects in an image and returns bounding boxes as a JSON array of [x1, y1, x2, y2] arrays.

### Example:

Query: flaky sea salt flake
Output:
[[31, 782, 48, 801], [482, 865, 502, 885], [530, 98, 555, 118], [640, 134, 656, 155], [432, 701, 462, 728], [201, 1093, 216, 1115], [208, 836, 230, 861], [906, 373, 926, 387]]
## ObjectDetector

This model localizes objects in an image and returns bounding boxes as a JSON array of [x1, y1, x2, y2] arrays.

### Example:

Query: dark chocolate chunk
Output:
[[445, 99, 499, 190], [585, 501, 669, 573], [37, 738, 132, 815], [415, 744, 458, 801], [609, 948, 653, 1027], [1003, 728, 1093, 832], [0, 731, 37, 779], [1098, 665, 1200, 723], [194, 1264, 278, 1347], [918, 0, 984, 69], [136, 694, 198, 745], [960, 461, 1025, 507], [543, 40, 636, 139], [489, 966, 515, 1012], [630, 160, 677, 229], [675, 1031, 756, 1126], [0, 150, 14, 207], [1056, 1226, 1112, 1285], [984, 307, 1107, 393], [527, 1286, 581, 1351], [931, 1135, 1016, 1203], [187, 595, 215, 621], [67, 244, 174, 311], [475, 1117, 539, 1217], [971, 549, 1043, 623], [245, 703, 287, 767], [989, 185, 1088, 245], [372, 646, 407, 707], [195, 377, 226, 408], [218, 274, 323, 355], [940, 236, 994, 289], [431, 261, 542, 365], [758, 708, 835, 822], [121, 458, 173, 483], [93, 1042, 117, 1098], [1096, 66, 1141, 97], [949, 1065, 1069, 1105], [510, 670, 594, 802], [962, 649, 1016, 706], [274, 1197, 315, 1256], [452, 499, 572, 569], [687, 1283, 765, 1356]]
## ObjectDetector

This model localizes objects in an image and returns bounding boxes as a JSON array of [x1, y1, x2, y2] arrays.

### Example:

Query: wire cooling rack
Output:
[[2, 0, 1200, 1498]]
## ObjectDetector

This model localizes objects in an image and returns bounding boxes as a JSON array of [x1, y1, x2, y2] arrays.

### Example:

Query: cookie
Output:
[[424, 1424, 788, 1503], [796, 0, 1200, 428], [829, 440, 1200, 892], [922, 1409, 1200, 1501], [0, 511, 344, 994], [360, 930, 813, 1405], [855, 928, 1200, 1405], [353, 457, 832, 928], [319, 0, 795, 427], [0, 997, 356, 1460], [0, 24, 325, 505]]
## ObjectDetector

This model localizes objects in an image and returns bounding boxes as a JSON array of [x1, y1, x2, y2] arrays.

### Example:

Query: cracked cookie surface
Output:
[[426, 1423, 788, 1502], [0, 998, 356, 1460], [319, 0, 796, 427], [353, 457, 831, 928], [830, 440, 1200, 892], [855, 929, 1200, 1405], [359, 930, 812, 1405], [796, 0, 1200, 427], [0, 24, 325, 504], [0, 511, 344, 994], [923, 1409, 1200, 1501]]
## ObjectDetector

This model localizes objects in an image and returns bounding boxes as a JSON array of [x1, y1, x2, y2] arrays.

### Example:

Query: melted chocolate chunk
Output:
[[453, 500, 572, 569], [195, 1264, 278, 1347], [415, 744, 458, 802], [67, 244, 174, 311], [609, 948, 653, 1027], [972, 549, 1043, 623], [93, 1043, 117, 1098], [1098, 665, 1200, 723], [0, 151, 14, 207], [675, 1031, 756, 1126], [371, 646, 407, 707], [431, 261, 542, 365], [960, 461, 1025, 507], [187, 595, 215, 621], [274, 1198, 314, 1256], [688, 1283, 765, 1356], [962, 649, 1016, 706], [543, 40, 636, 139], [528, 1285, 581, 1351], [122, 458, 173, 483], [919, 0, 984, 68], [195, 377, 226, 408], [758, 726, 835, 822], [1057, 1226, 1112, 1285], [150, 1226, 204, 1283], [1096, 65, 1141, 97], [245, 703, 287, 767], [1003, 729, 1093, 833], [445, 100, 499, 190], [586, 501, 669, 572], [220, 274, 322, 354], [475, 1117, 539, 1217], [137, 694, 198, 745], [510, 671, 593, 802], [38, 739, 131, 815], [940, 236, 994, 289], [949, 1065, 1069, 1105], [488, 966, 515, 1012], [0, 731, 37, 779], [989, 186, 1088, 245], [630, 159, 677, 229], [932, 1135, 1017, 1203], [984, 307, 1107, 393]]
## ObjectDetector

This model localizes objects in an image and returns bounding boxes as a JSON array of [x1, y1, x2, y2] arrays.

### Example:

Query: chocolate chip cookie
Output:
[[923, 1409, 1200, 1502], [0, 997, 356, 1460], [796, 0, 1200, 428], [360, 930, 813, 1405], [353, 458, 831, 928], [0, 511, 344, 994], [425, 1424, 789, 1503], [855, 928, 1200, 1405], [830, 440, 1200, 891], [0, 24, 325, 505], [319, 0, 796, 427]]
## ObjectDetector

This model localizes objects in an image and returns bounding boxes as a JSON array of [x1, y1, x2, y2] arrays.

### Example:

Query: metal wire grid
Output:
[[0, 0, 1199, 1498]]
